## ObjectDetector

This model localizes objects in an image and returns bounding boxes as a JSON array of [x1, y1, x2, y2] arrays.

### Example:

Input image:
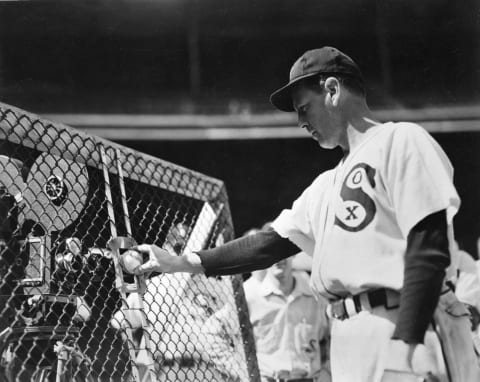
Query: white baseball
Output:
[[120, 249, 143, 274]]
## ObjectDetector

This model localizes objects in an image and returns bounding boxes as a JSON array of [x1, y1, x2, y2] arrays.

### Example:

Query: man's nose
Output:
[[299, 122, 310, 131], [297, 116, 309, 130]]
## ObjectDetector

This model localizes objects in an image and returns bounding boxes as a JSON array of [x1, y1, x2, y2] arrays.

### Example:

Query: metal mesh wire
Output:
[[0, 102, 259, 382]]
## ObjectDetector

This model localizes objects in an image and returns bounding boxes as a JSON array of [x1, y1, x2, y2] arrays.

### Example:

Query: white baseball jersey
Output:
[[272, 122, 460, 299]]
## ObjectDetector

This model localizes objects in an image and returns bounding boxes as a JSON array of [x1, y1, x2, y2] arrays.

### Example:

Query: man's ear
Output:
[[324, 77, 340, 106]]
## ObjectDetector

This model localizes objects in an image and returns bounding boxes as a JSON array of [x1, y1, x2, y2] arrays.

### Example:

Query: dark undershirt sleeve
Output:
[[392, 209, 451, 344], [197, 230, 301, 277]]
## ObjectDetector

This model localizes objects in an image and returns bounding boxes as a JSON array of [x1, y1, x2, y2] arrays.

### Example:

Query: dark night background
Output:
[[1, 0, 480, 255]]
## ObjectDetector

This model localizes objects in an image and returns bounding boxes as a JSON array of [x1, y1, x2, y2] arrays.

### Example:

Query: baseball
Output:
[[119, 249, 143, 274]]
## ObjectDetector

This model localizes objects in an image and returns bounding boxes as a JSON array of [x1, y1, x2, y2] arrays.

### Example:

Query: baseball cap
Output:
[[270, 46, 363, 112]]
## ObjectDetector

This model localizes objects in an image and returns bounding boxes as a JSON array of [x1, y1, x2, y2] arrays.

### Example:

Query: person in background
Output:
[[451, 241, 480, 362], [242, 227, 266, 294], [451, 242, 480, 330], [244, 256, 331, 382]]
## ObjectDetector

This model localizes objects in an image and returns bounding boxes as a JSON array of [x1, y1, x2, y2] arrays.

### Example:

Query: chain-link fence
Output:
[[0, 102, 260, 382]]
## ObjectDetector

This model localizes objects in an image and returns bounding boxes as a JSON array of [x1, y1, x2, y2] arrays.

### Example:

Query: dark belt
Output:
[[327, 288, 400, 321], [265, 377, 314, 382]]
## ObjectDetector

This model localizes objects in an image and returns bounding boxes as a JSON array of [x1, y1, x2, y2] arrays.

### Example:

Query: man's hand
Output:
[[132, 244, 204, 275], [384, 340, 441, 380]]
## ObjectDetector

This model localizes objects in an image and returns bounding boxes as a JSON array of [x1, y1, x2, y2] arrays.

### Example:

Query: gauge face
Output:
[[44, 175, 68, 205]]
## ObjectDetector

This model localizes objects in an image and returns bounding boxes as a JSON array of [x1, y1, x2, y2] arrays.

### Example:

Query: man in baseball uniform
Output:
[[133, 47, 480, 381]]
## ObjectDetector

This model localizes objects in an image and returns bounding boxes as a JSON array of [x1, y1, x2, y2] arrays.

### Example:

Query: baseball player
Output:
[[133, 47, 480, 381]]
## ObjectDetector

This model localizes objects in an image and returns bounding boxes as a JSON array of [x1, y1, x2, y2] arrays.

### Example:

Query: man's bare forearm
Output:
[[132, 244, 205, 274], [179, 252, 205, 273]]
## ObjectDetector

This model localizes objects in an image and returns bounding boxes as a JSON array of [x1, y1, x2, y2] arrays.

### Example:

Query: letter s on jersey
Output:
[[334, 163, 376, 232]]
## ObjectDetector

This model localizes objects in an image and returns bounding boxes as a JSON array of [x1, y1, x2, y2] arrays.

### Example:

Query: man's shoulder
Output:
[[362, 121, 436, 157], [291, 168, 336, 203], [381, 121, 431, 141], [346, 122, 430, 160], [309, 168, 336, 188], [370, 121, 426, 140]]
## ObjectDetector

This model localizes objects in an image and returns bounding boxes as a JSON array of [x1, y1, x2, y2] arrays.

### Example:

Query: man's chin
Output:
[[317, 141, 332, 149], [316, 138, 338, 150]]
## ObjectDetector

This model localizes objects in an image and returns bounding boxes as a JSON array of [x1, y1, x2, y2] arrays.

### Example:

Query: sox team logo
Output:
[[334, 163, 376, 232]]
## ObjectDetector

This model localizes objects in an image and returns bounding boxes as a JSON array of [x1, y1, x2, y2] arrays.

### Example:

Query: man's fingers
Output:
[[132, 244, 151, 253], [129, 244, 169, 275], [134, 260, 157, 275], [134, 263, 149, 275]]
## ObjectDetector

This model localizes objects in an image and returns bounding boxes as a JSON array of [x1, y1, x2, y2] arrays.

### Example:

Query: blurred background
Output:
[[1, 0, 479, 255]]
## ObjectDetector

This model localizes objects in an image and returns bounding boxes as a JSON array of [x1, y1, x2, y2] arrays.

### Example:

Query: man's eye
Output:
[[300, 105, 308, 113]]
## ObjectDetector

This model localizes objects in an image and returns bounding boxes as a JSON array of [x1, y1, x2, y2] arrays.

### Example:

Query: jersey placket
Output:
[[314, 126, 387, 299]]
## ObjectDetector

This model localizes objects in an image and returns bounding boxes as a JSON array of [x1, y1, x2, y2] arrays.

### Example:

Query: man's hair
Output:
[[303, 73, 366, 97]]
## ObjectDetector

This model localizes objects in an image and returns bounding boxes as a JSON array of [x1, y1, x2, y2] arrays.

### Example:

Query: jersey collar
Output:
[[259, 271, 313, 298]]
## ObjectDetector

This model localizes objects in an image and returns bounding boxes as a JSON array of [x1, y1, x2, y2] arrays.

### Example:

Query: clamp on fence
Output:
[[101, 145, 157, 382]]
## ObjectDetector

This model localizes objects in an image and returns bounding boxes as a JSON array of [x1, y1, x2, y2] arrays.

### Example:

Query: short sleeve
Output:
[[385, 123, 460, 237], [271, 186, 316, 256]]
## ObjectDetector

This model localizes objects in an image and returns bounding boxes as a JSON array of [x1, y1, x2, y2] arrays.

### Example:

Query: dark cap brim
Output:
[[269, 72, 320, 112]]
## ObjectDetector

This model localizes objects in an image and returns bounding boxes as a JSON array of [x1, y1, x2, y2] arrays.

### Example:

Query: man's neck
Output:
[[341, 102, 381, 155]]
